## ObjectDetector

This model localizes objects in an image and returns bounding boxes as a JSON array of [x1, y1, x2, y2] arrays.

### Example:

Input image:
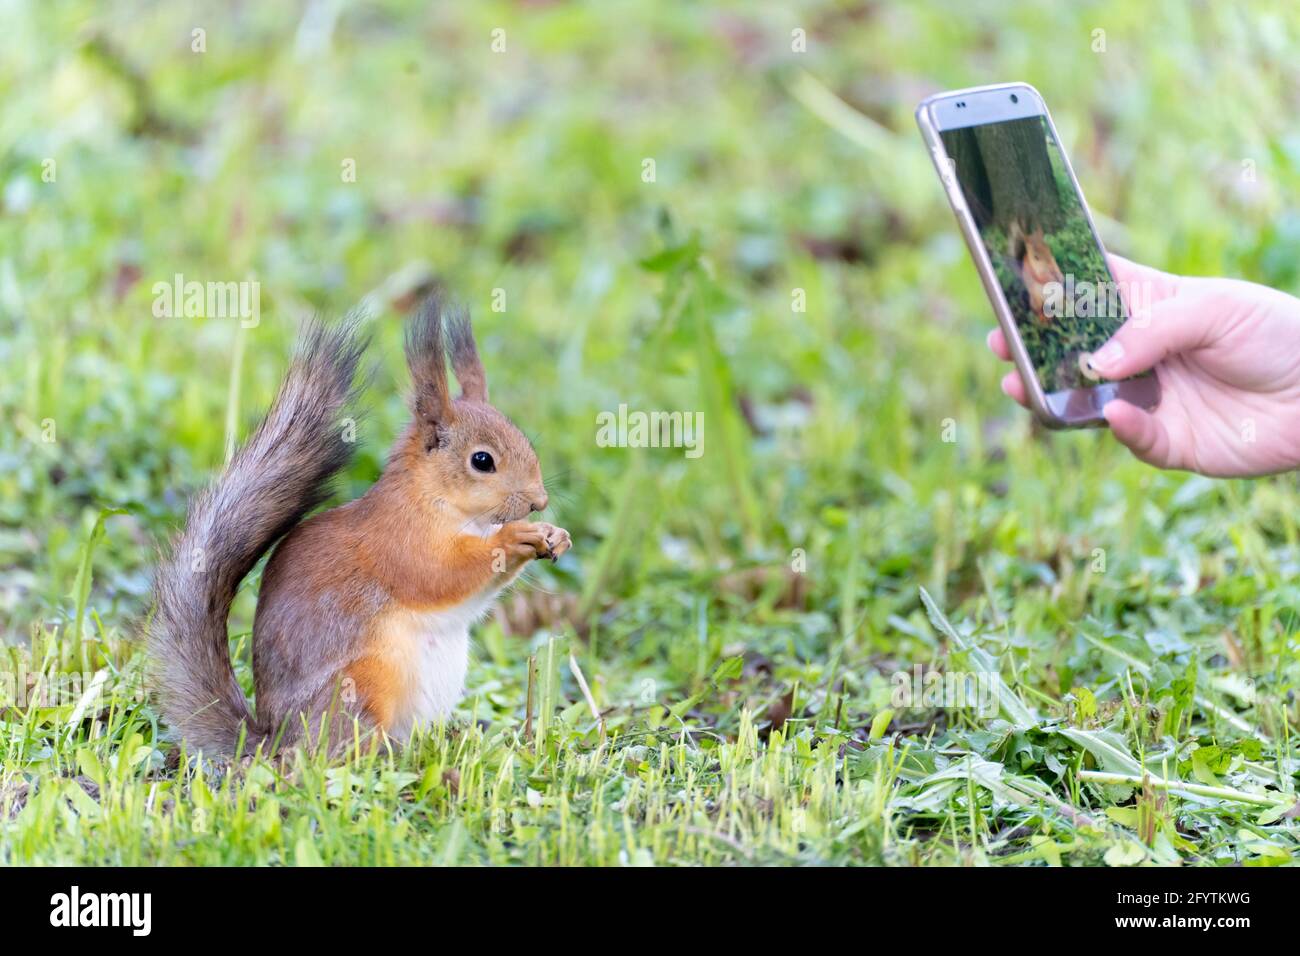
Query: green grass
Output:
[[3, 0, 1300, 865]]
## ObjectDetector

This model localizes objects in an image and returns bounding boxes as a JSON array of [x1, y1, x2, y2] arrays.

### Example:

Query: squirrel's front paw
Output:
[[536, 522, 571, 562], [494, 521, 571, 568]]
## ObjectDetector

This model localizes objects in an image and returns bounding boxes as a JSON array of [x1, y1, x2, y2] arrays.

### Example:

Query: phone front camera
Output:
[[1010, 93, 1019, 103]]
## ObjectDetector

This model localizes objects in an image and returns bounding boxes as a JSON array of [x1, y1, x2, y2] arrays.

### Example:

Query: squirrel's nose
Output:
[[530, 493, 548, 513]]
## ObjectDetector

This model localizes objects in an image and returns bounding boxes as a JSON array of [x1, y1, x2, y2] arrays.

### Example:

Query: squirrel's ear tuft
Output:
[[406, 295, 454, 449], [445, 304, 489, 403]]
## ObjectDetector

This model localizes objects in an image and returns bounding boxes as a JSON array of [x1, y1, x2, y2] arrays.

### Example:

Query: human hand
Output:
[[989, 255, 1300, 477]]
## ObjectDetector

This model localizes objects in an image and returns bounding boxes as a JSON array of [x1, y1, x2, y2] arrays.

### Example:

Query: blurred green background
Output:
[[3, 1, 1300, 864]]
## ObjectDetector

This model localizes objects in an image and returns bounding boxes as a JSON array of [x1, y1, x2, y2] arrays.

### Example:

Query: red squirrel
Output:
[[1008, 222, 1064, 325], [148, 296, 570, 755]]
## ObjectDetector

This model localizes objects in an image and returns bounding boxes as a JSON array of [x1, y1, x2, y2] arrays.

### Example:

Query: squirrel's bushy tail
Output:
[[149, 322, 365, 756]]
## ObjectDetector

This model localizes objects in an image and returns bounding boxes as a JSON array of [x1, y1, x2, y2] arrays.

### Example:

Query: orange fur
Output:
[[346, 654, 400, 729]]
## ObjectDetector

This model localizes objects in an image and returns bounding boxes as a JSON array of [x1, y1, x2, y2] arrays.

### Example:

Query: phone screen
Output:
[[940, 115, 1130, 394]]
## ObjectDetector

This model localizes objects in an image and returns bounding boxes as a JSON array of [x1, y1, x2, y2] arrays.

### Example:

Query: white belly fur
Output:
[[385, 585, 502, 741]]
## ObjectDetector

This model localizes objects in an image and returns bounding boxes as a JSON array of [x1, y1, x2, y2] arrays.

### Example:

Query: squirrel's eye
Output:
[[470, 451, 496, 473]]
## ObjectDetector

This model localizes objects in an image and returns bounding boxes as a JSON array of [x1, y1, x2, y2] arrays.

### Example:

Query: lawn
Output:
[[2, 0, 1300, 865]]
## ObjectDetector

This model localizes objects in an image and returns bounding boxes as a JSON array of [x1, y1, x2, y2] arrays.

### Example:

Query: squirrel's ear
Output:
[[444, 305, 489, 403], [406, 296, 455, 450]]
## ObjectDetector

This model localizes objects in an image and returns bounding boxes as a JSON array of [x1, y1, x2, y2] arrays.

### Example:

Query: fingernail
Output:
[[1092, 340, 1125, 369]]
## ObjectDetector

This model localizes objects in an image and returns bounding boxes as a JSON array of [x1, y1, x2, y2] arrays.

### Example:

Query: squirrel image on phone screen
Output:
[[1007, 221, 1064, 326], [149, 296, 570, 756]]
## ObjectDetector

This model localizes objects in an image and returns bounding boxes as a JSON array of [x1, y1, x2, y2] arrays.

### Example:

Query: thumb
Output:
[[1087, 297, 1211, 380]]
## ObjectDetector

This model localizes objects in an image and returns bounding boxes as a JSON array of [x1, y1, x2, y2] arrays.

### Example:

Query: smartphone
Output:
[[916, 83, 1159, 428]]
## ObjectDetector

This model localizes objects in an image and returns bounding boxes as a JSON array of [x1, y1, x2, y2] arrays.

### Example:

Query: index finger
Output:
[[986, 327, 1012, 362], [1107, 253, 1181, 309]]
